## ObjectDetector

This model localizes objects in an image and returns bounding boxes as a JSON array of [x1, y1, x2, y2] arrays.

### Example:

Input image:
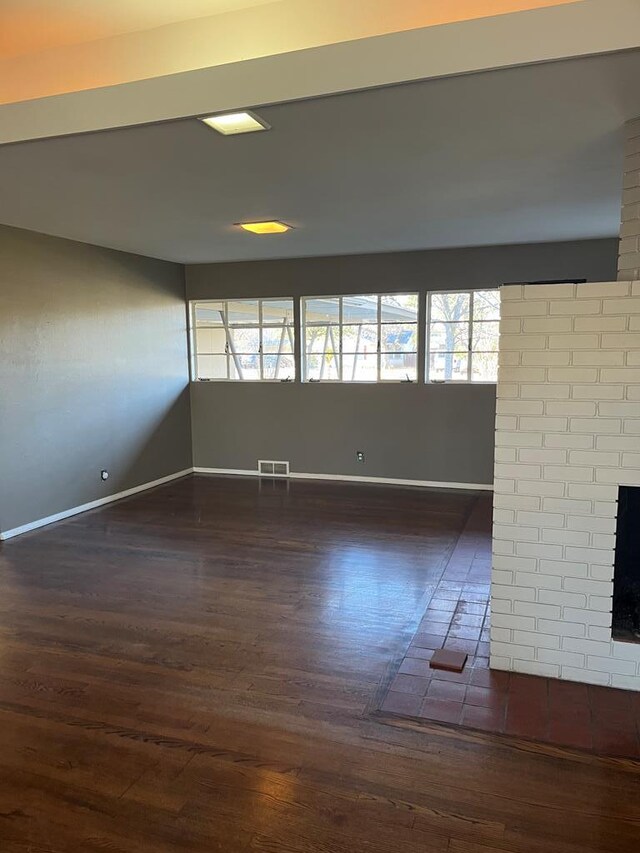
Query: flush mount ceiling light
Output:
[[200, 111, 270, 135], [237, 221, 291, 235]]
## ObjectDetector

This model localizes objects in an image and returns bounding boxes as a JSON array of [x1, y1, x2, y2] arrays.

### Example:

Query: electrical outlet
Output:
[[356, 451, 365, 463], [101, 470, 109, 481]]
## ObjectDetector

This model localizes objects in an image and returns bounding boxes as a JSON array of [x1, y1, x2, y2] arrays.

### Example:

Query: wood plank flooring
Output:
[[0, 474, 638, 852]]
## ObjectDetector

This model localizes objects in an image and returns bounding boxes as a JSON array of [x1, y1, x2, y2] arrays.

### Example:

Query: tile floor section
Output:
[[379, 496, 640, 759]]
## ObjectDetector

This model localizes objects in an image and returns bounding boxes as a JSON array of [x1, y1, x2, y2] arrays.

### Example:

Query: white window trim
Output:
[[301, 293, 419, 383], [190, 298, 296, 382], [425, 289, 499, 384]]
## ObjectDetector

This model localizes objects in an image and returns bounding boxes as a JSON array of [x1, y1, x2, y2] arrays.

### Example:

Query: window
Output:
[[191, 299, 295, 381], [426, 290, 500, 382], [302, 293, 418, 382]]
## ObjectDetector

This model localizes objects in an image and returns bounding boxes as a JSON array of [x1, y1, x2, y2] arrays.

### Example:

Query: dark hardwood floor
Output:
[[0, 475, 638, 852]]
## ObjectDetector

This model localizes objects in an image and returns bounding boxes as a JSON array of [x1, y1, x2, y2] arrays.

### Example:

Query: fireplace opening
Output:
[[613, 486, 640, 643]]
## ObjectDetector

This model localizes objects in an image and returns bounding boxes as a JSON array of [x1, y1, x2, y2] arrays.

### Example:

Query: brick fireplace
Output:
[[491, 279, 640, 691]]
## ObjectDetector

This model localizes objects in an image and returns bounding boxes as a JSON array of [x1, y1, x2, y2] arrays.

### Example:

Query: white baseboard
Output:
[[193, 467, 493, 491], [0, 468, 194, 542], [1, 466, 492, 542], [193, 467, 259, 478]]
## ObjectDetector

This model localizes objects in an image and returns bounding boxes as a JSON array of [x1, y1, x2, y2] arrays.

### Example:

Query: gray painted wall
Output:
[[187, 239, 618, 484], [190, 382, 497, 484], [186, 239, 619, 300], [0, 225, 192, 534]]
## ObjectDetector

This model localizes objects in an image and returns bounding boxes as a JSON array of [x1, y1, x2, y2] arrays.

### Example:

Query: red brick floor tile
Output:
[[549, 701, 591, 728], [591, 726, 640, 759], [548, 718, 593, 751], [444, 638, 478, 655], [590, 700, 636, 730], [465, 685, 507, 711], [419, 620, 450, 636], [427, 598, 456, 611], [431, 667, 471, 684], [432, 590, 461, 601], [429, 597, 457, 611], [448, 625, 482, 640], [389, 674, 430, 696], [509, 673, 549, 704], [461, 703, 506, 733], [427, 680, 467, 702], [589, 686, 635, 729], [460, 584, 489, 614], [412, 633, 445, 650], [406, 645, 435, 661], [419, 697, 463, 725], [444, 569, 471, 580], [468, 573, 488, 584], [452, 614, 484, 628], [378, 509, 640, 760], [381, 690, 423, 717], [548, 679, 589, 707], [398, 657, 433, 677], [469, 667, 510, 690], [593, 706, 637, 731], [589, 685, 633, 712], [508, 692, 548, 721], [505, 699, 549, 740], [455, 602, 486, 615], [423, 609, 453, 624]]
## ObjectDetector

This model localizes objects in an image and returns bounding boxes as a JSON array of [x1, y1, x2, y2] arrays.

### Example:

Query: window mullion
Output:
[[223, 303, 230, 380], [191, 302, 198, 380], [377, 295, 382, 382], [339, 297, 343, 382], [257, 301, 261, 381], [301, 298, 306, 382], [468, 290, 473, 382], [425, 293, 431, 382]]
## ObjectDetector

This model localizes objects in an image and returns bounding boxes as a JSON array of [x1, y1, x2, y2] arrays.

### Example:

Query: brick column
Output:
[[492, 281, 640, 690], [618, 117, 640, 281]]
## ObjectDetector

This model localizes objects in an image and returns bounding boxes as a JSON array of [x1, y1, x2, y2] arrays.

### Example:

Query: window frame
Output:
[[425, 288, 499, 384], [301, 292, 419, 384], [190, 297, 296, 382]]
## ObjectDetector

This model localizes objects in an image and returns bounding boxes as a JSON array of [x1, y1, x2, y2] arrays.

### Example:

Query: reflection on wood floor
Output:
[[0, 475, 638, 852]]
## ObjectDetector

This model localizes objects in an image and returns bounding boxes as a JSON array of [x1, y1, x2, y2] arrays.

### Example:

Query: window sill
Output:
[[426, 380, 497, 385]]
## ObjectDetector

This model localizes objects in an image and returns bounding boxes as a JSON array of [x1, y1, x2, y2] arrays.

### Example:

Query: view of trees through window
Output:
[[302, 293, 418, 382], [192, 299, 295, 381], [427, 290, 500, 382], [191, 290, 500, 382]]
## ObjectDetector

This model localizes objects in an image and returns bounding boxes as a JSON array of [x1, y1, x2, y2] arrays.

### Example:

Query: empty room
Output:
[[2, 2, 640, 851]]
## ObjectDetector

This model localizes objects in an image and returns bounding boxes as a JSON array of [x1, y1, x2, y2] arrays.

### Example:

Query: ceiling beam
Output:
[[0, 0, 639, 145]]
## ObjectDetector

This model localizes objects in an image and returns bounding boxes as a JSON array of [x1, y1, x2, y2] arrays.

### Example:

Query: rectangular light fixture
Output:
[[200, 111, 270, 135], [238, 221, 291, 234]]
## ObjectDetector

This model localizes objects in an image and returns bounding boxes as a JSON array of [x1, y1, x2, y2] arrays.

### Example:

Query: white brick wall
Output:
[[619, 117, 640, 282], [491, 280, 640, 690]]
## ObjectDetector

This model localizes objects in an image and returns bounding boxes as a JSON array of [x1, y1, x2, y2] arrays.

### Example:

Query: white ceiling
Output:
[[0, 0, 274, 59], [0, 50, 639, 264]]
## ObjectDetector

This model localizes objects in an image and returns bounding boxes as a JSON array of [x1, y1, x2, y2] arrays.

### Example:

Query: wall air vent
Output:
[[258, 460, 290, 477]]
